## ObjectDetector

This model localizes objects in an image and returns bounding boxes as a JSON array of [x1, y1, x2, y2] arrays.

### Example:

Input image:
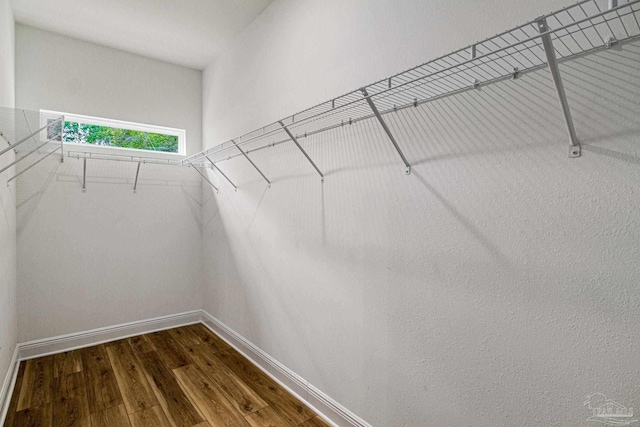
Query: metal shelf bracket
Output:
[[6, 146, 61, 186], [278, 121, 324, 182], [82, 158, 87, 192], [206, 155, 237, 191], [361, 88, 412, 175], [537, 18, 581, 158], [188, 160, 219, 193], [133, 161, 141, 193], [231, 140, 271, 188]]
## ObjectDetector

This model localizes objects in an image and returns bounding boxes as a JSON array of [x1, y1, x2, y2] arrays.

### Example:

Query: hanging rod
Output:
[[67, 151, 198, 167], [185, 0, 640, 169]]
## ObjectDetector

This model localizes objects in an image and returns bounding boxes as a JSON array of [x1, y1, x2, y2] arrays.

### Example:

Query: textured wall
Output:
[[201, 1, 640, 426], [16, 158, 203, 342], [14, 26, 205, 342], [15, 24, 202, 155], [0, 0, 17, 396]]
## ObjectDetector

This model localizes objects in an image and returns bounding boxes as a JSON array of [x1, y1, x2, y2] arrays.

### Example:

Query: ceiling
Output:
[[11, 0, 273, 69]]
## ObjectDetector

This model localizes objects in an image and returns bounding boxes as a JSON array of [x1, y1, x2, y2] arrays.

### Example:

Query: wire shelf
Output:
[[184, 0, 640, 166]]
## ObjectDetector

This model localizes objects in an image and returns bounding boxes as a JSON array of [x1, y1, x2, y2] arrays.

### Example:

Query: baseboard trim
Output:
[[1, 310, 371, 427], [0, 346, 20, 425], [18, 310, 202, 360], [200, 310, 372, 427]]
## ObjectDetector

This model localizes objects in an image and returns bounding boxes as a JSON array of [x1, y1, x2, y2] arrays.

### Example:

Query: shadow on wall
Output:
[[197, 41, 640, 427], [16, 156, 203, 232]]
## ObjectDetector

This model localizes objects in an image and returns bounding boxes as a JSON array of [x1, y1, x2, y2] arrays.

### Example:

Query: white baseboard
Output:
[[200, 310, 372, 427], [18, 310, 202, 360], [0, 346, 20, 424], [1, 309, 370, 427]]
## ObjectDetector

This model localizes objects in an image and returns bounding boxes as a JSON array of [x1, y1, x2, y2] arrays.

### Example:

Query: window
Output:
[[41, 110, 186, 156]]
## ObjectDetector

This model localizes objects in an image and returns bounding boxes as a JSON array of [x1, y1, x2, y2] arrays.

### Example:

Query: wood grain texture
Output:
[[2, 361, 26, 427], [5, 325, 325, 427], [299, 416, 333, 427], [244, 407, 292, 427], [127, 406, 172, 427], [16, 356, 54, 411], [146, 330, 192, 370], [189, 345, 267, 415], [128, 335, 156, 354], [173, 364, 249, 427], [169, 326, 204, 348], [216, 350, 314, 425], [136, 350, 204, 427], [53, 351, 82, 378], [51, 372, 91, 427], [106, 341, 158, 414], [79, 345, 123, 413], [186, 324, 233, 354], [11, 403, 52, 427], [90, 404, 131, 427]]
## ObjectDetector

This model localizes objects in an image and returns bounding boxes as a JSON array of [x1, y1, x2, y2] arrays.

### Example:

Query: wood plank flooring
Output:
[[3, 324, 331, 427]]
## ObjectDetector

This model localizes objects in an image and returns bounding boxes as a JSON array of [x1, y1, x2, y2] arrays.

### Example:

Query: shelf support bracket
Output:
[[82, 157, 87, 192], [0, 132, 11, 147], [278, 121, 324, 182], [188, 160, 219, 193], [133, 161, 141, 193], [6, 147, 61, 186], [0, 132, 61, 175], [231, 140, 271, 188], [0, 117, 63, 158], [537, 18, 581, 158], [205, 155, 237, 191], [60, 115, 65, 163], [361, 88, 412, 175]]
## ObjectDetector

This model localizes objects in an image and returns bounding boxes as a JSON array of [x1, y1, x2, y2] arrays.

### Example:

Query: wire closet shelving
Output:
[[182, 0, 640, 187], [1, 0, 639, 193]]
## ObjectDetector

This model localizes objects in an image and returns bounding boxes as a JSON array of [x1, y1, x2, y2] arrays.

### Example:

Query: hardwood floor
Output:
[[3, 324, 331, 427]]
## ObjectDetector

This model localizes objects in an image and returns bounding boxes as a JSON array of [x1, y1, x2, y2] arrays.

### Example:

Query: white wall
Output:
[[16, 158, 203, 342], [0, 0, 17, 397], [15, 26, 204, 342], [201, 1, 640, 426], [15, 24, 202, 155]]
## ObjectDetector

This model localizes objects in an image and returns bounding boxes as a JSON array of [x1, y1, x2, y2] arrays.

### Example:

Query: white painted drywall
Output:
[[16, 157, 203, 342], [14, 26, 204, 342], [0, 0, 16, 395], [201, 1, 640, 426], [15, 24, 202, 155]]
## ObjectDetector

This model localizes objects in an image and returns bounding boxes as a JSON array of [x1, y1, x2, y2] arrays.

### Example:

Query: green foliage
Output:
[[63, 121, 178, 153]]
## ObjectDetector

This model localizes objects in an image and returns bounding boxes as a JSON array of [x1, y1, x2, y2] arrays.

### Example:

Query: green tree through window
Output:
[[62, 121, 179, 153]]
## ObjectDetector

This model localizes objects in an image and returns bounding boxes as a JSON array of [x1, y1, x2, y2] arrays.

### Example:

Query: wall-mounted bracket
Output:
[[205, 155, 237, 191], [133, 161, 141, 193], [82, 157, 87, 192], [188, 160, 219, 193], [604, 35, 618, 48], [0, 132, 61, 176], [0, 132, 10, 147], [278, 121, 325, 182], [60, 115, 65, 163], [537, 18, 581, 158], [6, 146, 61, 186], [231, 140, 271, 188], [0, 117, 62, 158], [361, 88, 412, 175]]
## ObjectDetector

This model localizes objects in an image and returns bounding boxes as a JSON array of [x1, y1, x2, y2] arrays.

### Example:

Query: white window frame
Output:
[[40, 110, 186, 157]]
